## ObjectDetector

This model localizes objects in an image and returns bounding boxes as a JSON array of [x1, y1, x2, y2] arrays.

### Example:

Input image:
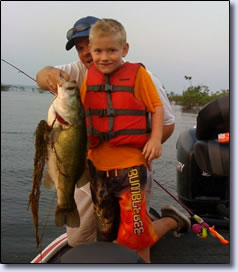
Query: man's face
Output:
[[75, 37, 93, 69]]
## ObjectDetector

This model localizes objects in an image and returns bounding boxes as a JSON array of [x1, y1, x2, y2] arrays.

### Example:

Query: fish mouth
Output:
[[64, 81, 77, 89], [63, 81, 78, 96]]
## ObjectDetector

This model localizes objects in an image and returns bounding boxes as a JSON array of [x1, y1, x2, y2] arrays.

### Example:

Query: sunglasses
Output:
[[66, 24, 91, 40]]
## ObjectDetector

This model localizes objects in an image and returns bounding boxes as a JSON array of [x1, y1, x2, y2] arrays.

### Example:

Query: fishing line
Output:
[[153, 178, 229, 244], [38, 192, 58, 248], [1, 58, 55, 95], [2, 58, 57, 247], [153, 179, 194, 216]]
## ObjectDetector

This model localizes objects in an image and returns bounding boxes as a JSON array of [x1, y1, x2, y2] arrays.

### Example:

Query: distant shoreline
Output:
[[1, 84, 48, 94], [1, 83, 37, 89]]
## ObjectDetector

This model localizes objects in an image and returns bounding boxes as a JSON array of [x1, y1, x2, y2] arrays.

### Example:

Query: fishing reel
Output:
[[192, 224, 208, 239], [191, 215, 210, 239], [191, 219, 229, 244]]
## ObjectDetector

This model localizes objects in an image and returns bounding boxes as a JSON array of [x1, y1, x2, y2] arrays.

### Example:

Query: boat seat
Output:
[[196, 95, 229, 140], [194, 139, 229, 176]]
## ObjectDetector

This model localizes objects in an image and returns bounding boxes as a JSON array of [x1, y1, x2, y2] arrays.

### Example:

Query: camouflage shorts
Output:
[[88, 161, 158, 250]]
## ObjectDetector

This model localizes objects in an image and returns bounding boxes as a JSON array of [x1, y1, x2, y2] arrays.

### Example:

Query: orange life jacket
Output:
[[84, 62, 149, 148]]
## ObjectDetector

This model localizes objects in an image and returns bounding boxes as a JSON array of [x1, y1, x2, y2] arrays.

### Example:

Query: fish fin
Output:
[[53, 126, 62, 141], [76, 167, 91, 188], [55, 204, 80, 228], [44, 171, 55, 189], [48, 126, 62, 145]]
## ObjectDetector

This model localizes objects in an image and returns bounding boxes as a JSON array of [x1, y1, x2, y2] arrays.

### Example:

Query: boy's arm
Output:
[[142, 106, 164, 167]]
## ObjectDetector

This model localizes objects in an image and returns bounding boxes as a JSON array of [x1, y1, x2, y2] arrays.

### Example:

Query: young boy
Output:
[[80, 18, 164, 263]]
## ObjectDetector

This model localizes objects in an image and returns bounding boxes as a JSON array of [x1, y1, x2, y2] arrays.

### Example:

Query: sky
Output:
[[1, 1, 230, 95]]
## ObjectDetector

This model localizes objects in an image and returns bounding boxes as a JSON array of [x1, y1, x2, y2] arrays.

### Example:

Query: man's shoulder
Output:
[[55, 60, 86, 72]]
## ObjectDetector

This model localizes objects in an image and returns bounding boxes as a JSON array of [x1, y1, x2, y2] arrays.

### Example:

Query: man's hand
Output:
[[36, 66, 70, 94], [46, 68, 70, 93]]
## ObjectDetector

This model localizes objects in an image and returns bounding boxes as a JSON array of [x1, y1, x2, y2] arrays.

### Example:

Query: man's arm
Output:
[[162, 123, 175, 143], [146, 71, 175, 143]]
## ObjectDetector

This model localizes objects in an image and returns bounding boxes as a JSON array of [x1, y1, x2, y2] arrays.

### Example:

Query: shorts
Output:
[[88, 161, 159, 250]]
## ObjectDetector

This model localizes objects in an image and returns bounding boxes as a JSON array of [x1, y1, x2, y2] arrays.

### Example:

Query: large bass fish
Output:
[[29, 80, 88, 247]]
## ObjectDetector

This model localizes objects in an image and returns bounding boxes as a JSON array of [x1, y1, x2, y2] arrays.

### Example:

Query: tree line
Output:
[[166, 76, 229, 111], [1, 83, 43, 92], [1, 83, 12, 91]]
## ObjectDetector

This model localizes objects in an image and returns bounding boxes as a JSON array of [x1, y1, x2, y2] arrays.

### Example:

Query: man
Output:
[[36, 16, 190, 248]]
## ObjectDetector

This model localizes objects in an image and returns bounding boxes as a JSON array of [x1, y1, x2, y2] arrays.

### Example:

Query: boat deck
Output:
[[151, 228, 230, 264], [47, 228, 229, 264]]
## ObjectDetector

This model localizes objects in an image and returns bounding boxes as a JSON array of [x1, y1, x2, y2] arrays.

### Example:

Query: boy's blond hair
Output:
[[89, 18, 127, 47]]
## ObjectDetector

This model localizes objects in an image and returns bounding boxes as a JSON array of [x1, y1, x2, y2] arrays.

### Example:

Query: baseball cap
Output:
[[65, 16, 100, 51]]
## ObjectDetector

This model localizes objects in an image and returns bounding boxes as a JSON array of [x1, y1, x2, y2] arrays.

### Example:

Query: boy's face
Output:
[[89, 34, 129, 74]]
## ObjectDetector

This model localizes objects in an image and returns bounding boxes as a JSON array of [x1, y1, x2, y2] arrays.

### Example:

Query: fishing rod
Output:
[[2, 58, 37, 82], [1, 58, 55, 95], [153, 178, 229, 245]]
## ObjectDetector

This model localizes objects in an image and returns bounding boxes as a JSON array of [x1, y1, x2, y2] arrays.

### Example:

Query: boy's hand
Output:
[[142, 137, 162, 168]]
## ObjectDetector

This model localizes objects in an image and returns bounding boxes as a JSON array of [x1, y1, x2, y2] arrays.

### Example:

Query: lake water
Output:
[[1, 87, 197, 264]]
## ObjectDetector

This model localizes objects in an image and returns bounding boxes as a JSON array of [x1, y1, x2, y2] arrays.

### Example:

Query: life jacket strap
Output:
[[87, 127, 148, 141], [87, 84, 134, 93], [86, 108, 146, 117], [105, 75, 114, 133]]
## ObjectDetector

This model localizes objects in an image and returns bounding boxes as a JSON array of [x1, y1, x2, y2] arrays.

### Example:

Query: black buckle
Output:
[[100, 108, 114, 117], [100, 131, 116, 141], [100, 133, 110, 141], [105, 83, 112, 92]]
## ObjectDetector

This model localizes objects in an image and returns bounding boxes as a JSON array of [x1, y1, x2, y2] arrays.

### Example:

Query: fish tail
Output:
[[55, 203, 80, 228]]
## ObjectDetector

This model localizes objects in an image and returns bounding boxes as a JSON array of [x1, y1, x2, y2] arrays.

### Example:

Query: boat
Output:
[[31, 96, 230, 264], [176, 95, 229, 228], [31, 233, 145, 263], [31, 213, 230, 264], [31, 233, 68, 263]]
